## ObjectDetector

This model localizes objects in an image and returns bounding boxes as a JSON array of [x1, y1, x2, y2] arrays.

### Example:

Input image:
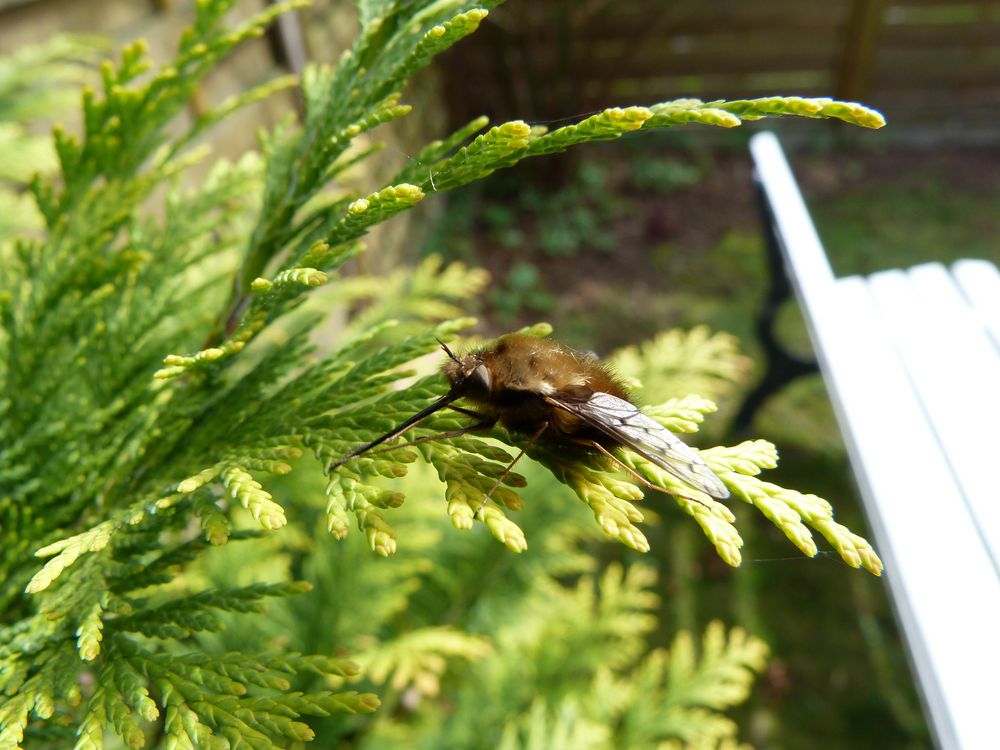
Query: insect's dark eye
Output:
[[467, 364, 491, 394]]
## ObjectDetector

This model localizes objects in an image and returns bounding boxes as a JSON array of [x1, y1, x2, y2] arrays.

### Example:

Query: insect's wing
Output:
[[546, 391, 730, 500]]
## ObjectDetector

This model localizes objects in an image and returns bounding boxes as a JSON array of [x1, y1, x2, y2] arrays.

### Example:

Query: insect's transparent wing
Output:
[[546, 391, 730, 499]]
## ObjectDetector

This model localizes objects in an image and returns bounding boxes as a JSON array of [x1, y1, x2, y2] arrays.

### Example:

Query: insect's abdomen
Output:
[[487, 387, 615, 445]]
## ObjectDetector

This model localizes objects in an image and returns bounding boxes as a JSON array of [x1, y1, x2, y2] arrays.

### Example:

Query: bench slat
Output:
[[868, 263, 1000, 569], [952, 258, 1000, 350]]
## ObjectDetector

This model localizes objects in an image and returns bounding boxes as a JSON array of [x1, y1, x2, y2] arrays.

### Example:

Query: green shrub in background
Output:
[[0, 1, 886, 747]]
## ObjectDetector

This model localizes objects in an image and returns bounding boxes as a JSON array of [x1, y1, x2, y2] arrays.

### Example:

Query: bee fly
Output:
[[328, 334, 730, 508]]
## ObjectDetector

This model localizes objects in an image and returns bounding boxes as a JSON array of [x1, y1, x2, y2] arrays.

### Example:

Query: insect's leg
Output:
[[446, 404, 494, 420], [366, 419, 497, 455], [578, 439, 709, 509], [475, 422, 548, 518], [574, 439, 661, 491]]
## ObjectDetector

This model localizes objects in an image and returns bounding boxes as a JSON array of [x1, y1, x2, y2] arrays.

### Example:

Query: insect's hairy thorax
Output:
[[467, 335, 630, 441], [481, 335, 628, 401]]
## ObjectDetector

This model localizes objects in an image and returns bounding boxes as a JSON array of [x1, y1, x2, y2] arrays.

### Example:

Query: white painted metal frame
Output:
[[750, 131, 1000, 750]]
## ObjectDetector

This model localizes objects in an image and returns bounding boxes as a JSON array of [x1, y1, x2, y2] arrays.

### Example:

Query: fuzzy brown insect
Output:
[[328, 333, 730, 503]]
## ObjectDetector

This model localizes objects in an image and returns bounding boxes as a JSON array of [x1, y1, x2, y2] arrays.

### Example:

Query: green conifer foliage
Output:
[[0, 34, 105, 239], [1, 1, 886, 747]]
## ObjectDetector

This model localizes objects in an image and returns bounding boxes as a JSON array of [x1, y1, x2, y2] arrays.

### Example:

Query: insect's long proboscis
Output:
[[326, 392, 459, 472]]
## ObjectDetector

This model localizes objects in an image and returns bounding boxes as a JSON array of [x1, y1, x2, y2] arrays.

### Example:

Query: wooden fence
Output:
[[437, 0, 1000, 138]]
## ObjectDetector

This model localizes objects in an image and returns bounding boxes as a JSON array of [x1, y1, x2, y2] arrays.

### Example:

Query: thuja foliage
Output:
[[611, 326, 753, 406], [0, 34, 104, 239], [1, 0, 886, 747]]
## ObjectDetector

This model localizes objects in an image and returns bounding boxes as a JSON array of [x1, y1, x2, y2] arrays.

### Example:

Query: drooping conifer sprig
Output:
[[309, 324, 880, 575]]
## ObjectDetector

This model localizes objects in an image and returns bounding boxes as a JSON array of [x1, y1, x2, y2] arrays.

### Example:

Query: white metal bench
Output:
[[749, 131, 1000, 750]]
